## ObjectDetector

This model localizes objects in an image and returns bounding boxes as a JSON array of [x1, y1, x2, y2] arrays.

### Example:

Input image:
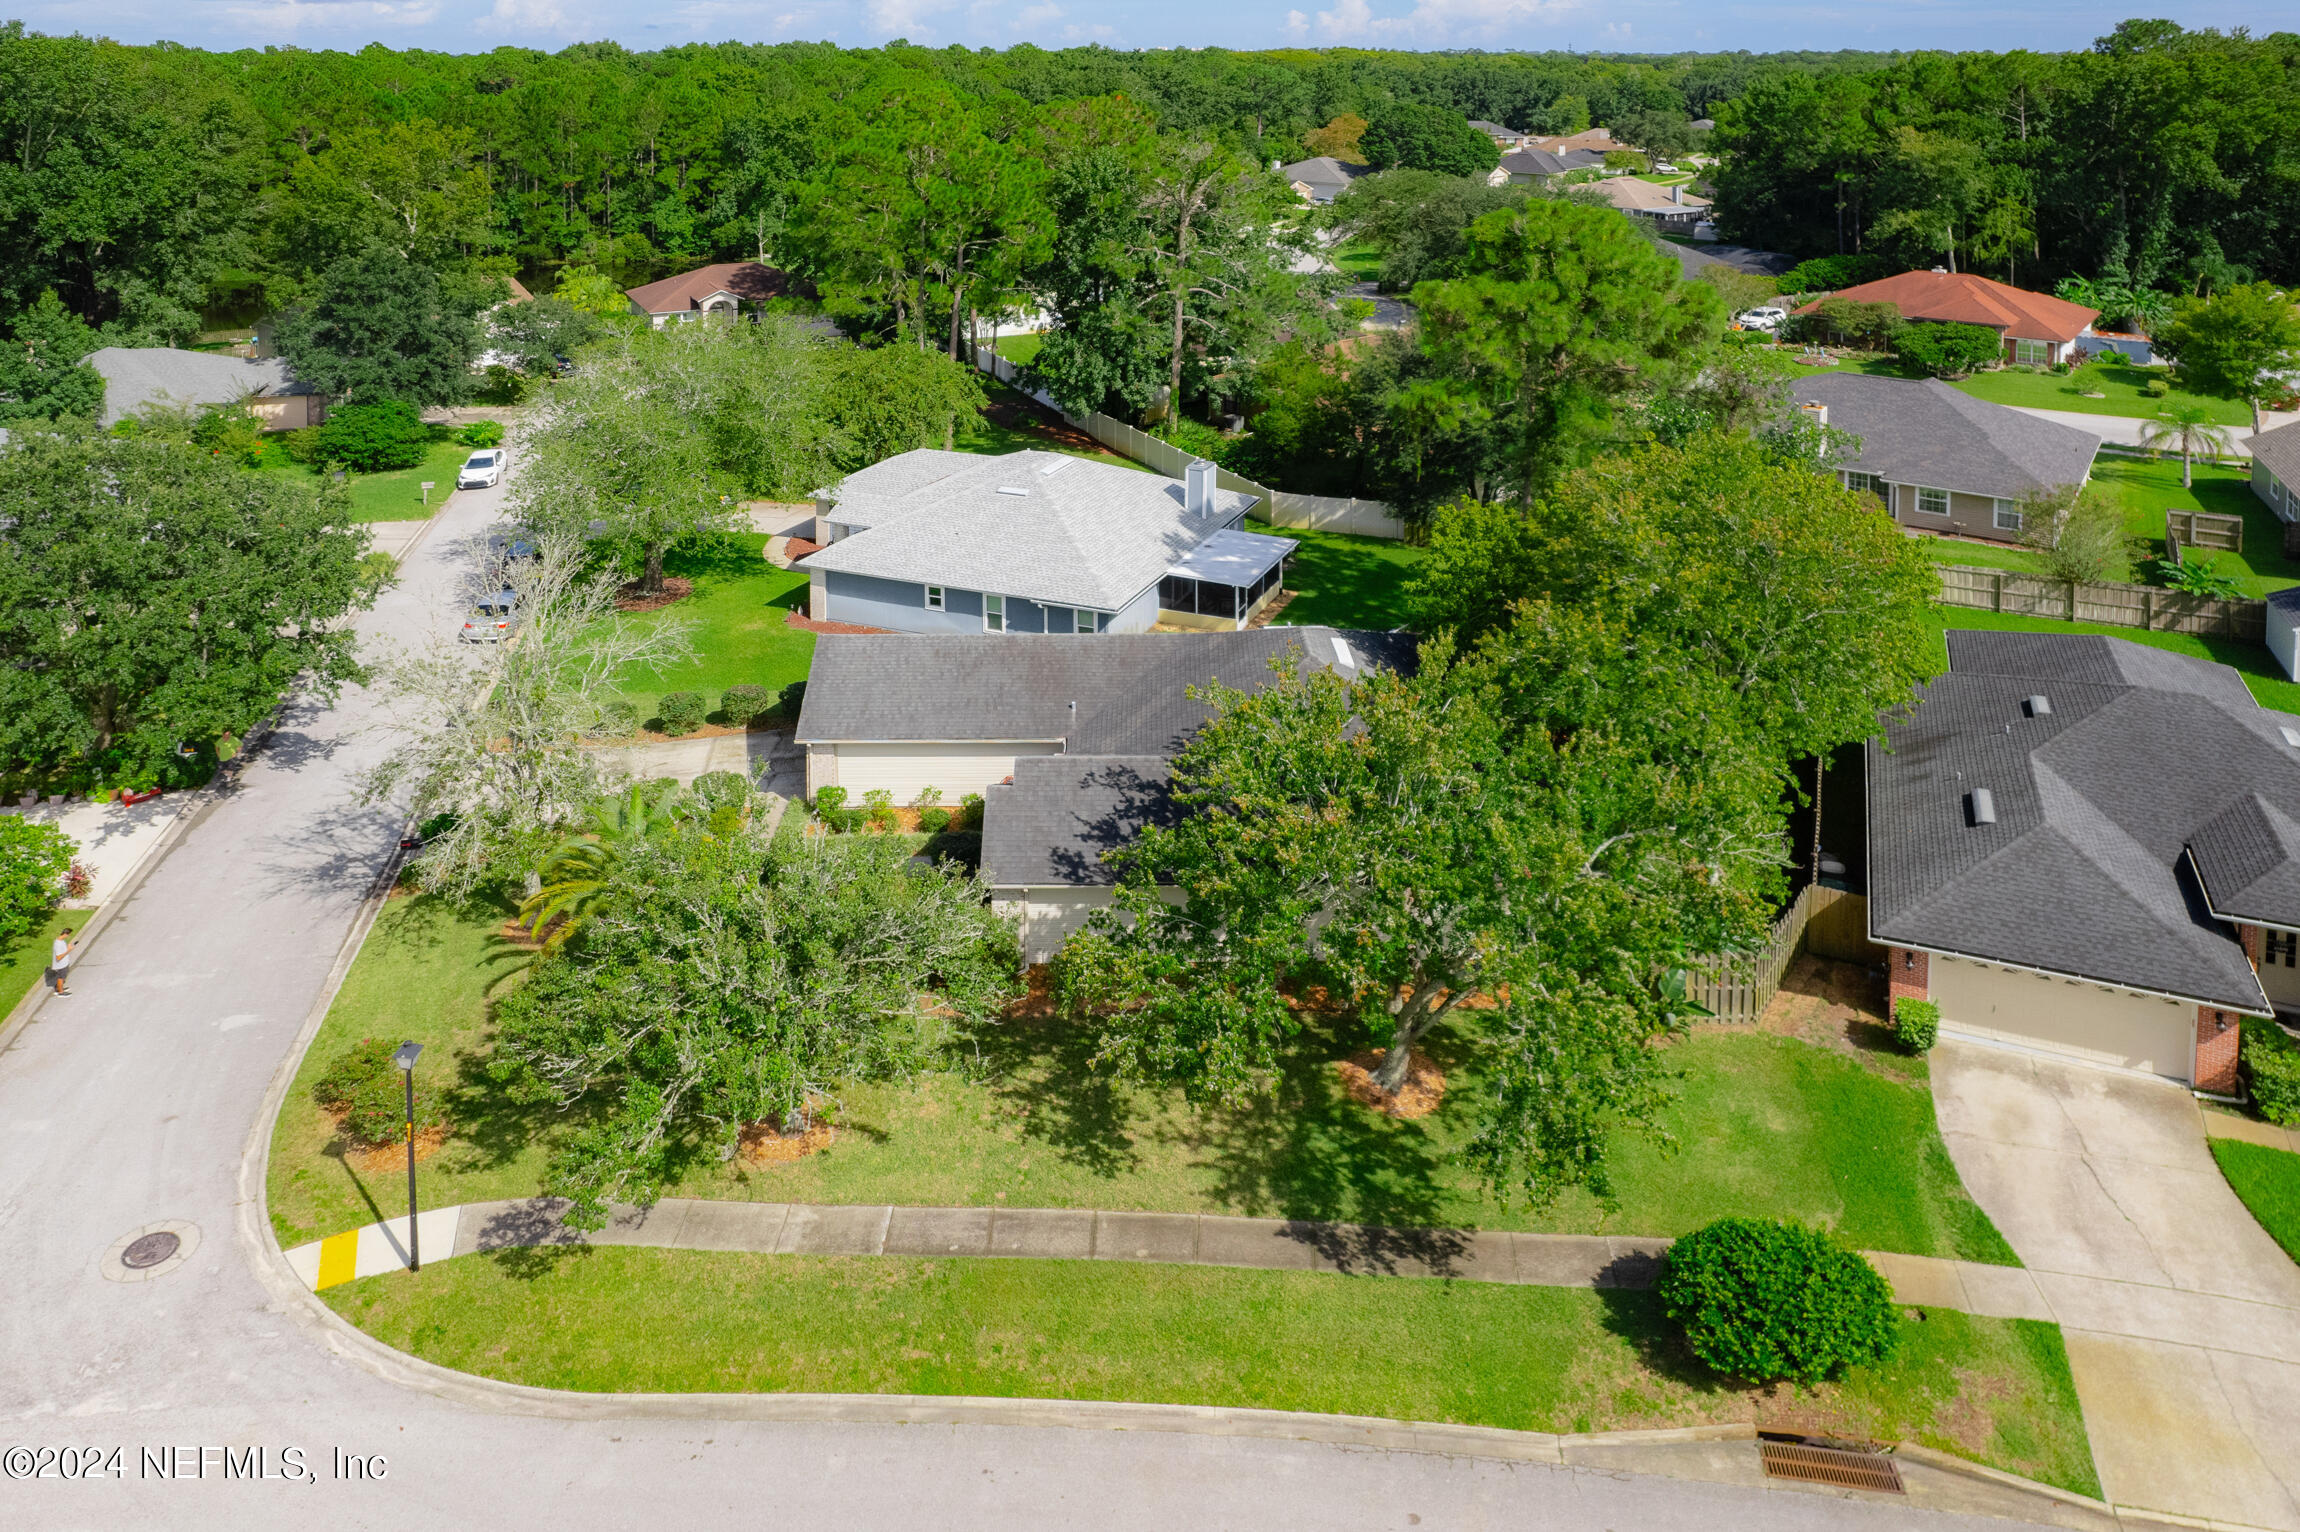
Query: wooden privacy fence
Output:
[[1685, 884, 1821, 1023], [971, 348, 1409, 541], [1937, 564, 2265, 641], [2166, 509, 2244, 554]]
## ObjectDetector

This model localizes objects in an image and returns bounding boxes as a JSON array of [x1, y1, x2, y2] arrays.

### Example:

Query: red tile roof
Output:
[[623, 261, 793, 316], [1794, 270, 2098, 343]]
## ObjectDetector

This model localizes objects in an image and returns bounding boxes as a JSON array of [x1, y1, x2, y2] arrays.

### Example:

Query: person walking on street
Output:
[[49, 927, 74, 996]]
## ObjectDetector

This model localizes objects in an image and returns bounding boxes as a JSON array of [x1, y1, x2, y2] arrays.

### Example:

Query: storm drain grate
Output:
[[1759, 1440, 1905, 1494]]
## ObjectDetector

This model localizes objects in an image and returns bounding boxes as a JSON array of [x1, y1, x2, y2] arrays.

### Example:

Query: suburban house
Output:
[[1487, 146, 1607, 186], [1792, 374, 2100, 543], [798, 449, 1296, 635], [85, 347, 324, 431], [1467, 119, 1528, 149], [793, 627, 1415, 960], [1529, 127, 1622, 155], [1869, 630, 2300, 1091], [1793, 270, 2102, 366], [624, 261, 797, 326], [1585, 176, 1711, 227], [2248, 418, 2300, 526], [1275, 156, 1372, 205]]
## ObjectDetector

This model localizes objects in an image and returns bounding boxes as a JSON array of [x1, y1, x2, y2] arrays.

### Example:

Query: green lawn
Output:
[[322, 1248, 2095, 1493], [1793, 353, 2246, 426], [258, 436, 488, 522], [1923, 607, 2300, 713], [0, 909, 96, 1015], [270, 893, 2011, 1266], [1330, 239, 1384, 281], [608, 534, 815, 722], [2210, 1139, 2300, 1265], [1263, 524, 1425, 630], [991, 332, 1043, 365]]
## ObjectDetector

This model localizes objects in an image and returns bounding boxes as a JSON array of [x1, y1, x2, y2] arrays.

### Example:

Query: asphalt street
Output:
[[0, 464, 2077, 1531]]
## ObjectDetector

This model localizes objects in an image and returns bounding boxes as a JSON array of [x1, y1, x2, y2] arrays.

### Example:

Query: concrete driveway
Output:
[[1933, 1040, 2300, 1527]]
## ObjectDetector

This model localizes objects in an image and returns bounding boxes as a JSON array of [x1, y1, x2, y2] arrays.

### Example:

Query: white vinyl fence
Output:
[[971, 347, 1408, 541]]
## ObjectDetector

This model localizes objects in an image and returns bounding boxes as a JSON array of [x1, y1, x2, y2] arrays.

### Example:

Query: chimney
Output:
[[1671, 183, 1682, 204], [1800, 401, 1828, 427], [1931, 266, 1948, 274], [1185, 458, 1216, 515]]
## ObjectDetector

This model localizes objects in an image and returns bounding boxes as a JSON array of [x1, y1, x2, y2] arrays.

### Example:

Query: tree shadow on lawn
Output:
[[660, 537, 775, 588]]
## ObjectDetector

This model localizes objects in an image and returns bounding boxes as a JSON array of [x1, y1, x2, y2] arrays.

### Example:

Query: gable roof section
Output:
[[1277, 156, 1371, 193], [84, 347, 314, 428], [1590, 177, 1710, 214], [1867, 630, 2300, 1011], [2251, 420, 2300, 492], [802, 448, 1259, 613], [1792, 374, 2100, 500], [623, 261, 792, 315], [1794, 270, 2098, 343], [1498, 147, 1605, 178], [982, 756, 1178, 887]]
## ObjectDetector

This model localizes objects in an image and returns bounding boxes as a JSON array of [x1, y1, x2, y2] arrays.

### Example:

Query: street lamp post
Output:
[[392, 1040, 424, 1271]]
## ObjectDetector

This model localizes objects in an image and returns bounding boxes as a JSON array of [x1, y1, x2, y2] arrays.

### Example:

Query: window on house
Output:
[[1917, 486, 1951, 518], [2269, 929, 2298, 968], [2012, 338, 2050, 366], [1843, 471, 1883, 497], [1993, 500, 2024, 532], [983, 593, 1005, 633], [924, 585, 945, 611]]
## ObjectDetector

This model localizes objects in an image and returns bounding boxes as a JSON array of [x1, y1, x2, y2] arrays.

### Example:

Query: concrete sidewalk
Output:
[[0, 790, 193, 907]]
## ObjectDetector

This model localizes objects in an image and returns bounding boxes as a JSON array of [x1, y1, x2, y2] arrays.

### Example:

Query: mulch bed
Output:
[[1336, 1049, 1447, 1120], [614, 576, 695, 613], [739, 1113, 836, 1166], [343, 1122, 450, 1174], [785, 611, 893, 635]]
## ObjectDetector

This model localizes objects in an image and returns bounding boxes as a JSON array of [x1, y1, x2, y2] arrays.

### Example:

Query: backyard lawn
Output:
[[258, 436, 484, 522], [1263, 524, 1424, 630], [270, 891, 2012, 1267], [608, 535, 815, 722], [990, 332, 1043, 364], [2210, 1139, 2300, 1265], [1330, 239, 1383, 280], [324, 1248, 2098, 1496], [1792, 353, 2246, 426]]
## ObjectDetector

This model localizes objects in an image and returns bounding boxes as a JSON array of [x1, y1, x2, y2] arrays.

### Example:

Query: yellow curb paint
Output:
[[315, 1231, 360, 1290]]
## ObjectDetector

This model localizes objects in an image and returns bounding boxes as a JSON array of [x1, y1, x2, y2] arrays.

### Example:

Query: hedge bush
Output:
[[813, 785, 860, 832], [1893, 321, 2004, 379], [1892, 997, 1940, 1054], [311, 1037, 444, 1148], [2242, 1018, 2300, 1126], [721, 683, 773, 726], [656, 691, 707, 736], [862, 787, 898, 831], [1656, 1217, 1901, 1383], [314, 400, 429, 473], [957, 791, 986, 832], [690, 771, 751, 814], [457, 420, 505, 448]]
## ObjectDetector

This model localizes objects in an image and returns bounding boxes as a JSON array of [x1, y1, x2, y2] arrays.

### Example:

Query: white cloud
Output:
[[480, 0, 575, 33], [866, 0, 956, 35], [221, 0, 441, 29], [1307, 0, 1579, 44], [1284, 7, 1310, 38]]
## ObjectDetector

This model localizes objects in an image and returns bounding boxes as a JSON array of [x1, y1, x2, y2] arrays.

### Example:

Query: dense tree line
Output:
[[1715, 19, 2300, 290]]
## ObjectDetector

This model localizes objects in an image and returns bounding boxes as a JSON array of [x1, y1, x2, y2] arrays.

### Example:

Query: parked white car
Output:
[[457, 448, 507, 489], [460, 590, 519, 643], [1735, 306, 1789, 332]]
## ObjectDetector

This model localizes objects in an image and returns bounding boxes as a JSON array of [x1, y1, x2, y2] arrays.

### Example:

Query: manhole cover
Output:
[[121, 1232, 182, 1270]]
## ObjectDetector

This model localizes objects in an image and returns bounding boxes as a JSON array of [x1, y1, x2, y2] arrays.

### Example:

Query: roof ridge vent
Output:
[[1039, 457, 1075, 477], [2280, 725, 2300, 748], [2024, 694, 2052, 717], [1968, 788, 1997, 826], [996, 486, 1029, 497]]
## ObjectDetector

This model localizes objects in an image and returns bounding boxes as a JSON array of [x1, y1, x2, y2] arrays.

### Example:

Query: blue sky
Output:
[[19, 1, 2293, 56]]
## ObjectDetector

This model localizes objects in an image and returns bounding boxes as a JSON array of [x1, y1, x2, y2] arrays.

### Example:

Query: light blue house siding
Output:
[[823, 570, 1149, 635]]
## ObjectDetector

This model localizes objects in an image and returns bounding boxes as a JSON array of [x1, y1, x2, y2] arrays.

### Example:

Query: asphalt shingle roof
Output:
[[2251, 420, 2300, 498], [622, 261, 792, 315], [1793, 373, 2102, 501], [802, 448, 1260, 613], [1868, 630, 2300, 1011], [1277, 156, 1373, 193], [981, 756, 1178, 887], [1793, 270, 2099, 343], [85, 347, 314, 428]]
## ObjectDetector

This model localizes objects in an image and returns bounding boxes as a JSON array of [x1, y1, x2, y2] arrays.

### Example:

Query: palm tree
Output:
[[2138, 403, 2237, 489], [516, 784, 694, 951]]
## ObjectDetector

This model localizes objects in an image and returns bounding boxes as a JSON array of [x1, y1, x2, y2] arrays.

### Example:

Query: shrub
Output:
[[957, 792, 986, 832], [1809, 296, 1904, 350], [2019, 484, 2128, 584], [313, 400, 429, 473], [1657, 1217, 1901, 1383], [0, 815, 75, 943], [1893, 321, 2003, 379], [2242, 1018, 2300, 1126], [912, 786, 948, 832], [721, 683, 773, 726], [1892, 997, 1940, 1053], [656, 691, 707, 736], [278, 425, 325, 464], [813, 784, 859, 832], [690, 771, 751, 816], [779, 680, 808, 721], [457, 419, 505, 448], [311, 1037, 445, 1148], [2146, 377, 2172, 398], [595, 700, 640, 739], [862, 787, 899, 831]]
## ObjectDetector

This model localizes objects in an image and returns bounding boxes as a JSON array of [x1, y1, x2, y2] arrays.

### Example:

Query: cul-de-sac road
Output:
[[0, 470, 2105, 1530]]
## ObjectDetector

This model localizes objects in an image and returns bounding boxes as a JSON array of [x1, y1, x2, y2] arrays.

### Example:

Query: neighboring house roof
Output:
[[1867, 629, 2300, 1013], [1277, 156, 1372, 197], [1586, 177, 1710, 216], [1466, 120, 1521, 139], [1690, 118, 1717, 131], [2250, 419, 2300, 492], [500, 275, 534, 304], [623, 261, 793, 316], [1791, 374, 2100, 501], [83, 347, 316, 428], [1496, 147, 1606, 179], [1793, 270, 2099, 343], [1531, 128, 1618, 153], [802, 448, 1261, 614]]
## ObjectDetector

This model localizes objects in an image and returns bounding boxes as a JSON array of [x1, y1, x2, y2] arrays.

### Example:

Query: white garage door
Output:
[[1930, 954, 2196, 1081], [831, 742, 1060, 801]]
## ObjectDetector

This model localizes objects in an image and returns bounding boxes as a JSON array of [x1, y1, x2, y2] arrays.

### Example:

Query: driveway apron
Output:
[[1933, 1038, 2300, 1528]]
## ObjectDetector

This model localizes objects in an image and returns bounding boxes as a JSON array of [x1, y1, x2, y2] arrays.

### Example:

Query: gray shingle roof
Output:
[[1867, 630, 2300, 1011], [802, 449, 1259, 613], [1792, 374, 2101, 502], [1277, 156, 1373, 193], [2251, 420, 2300, 500], [982, 756, 1178, 887], [85, 347, 314, 428]]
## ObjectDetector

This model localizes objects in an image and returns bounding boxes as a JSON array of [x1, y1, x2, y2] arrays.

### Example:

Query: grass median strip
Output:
[[2209, 1139, 2300, 1264], [323, 1245, 2098, 1496]]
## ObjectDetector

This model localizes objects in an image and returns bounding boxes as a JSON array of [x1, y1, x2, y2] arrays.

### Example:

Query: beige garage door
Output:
[[1930, 954, 2195, 1081], [831, 742, 1060, 800]]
